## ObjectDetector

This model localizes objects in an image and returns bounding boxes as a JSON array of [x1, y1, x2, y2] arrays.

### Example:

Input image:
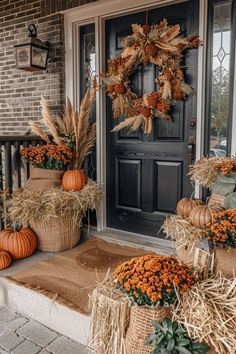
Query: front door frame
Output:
[[63, 0, 207, 240]]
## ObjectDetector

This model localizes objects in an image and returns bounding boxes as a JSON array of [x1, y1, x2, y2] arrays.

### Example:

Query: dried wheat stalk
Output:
[[40, 98, 63, 145], [29, 121, 51, 144], [76, 87, 96, 169], [172, 274, 236, 353]]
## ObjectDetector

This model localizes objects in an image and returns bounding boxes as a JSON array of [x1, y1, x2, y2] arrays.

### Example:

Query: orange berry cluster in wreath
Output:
[[203, 209, 236, 247], [114, 255, 195, 306], [99, 20, 201, 133]]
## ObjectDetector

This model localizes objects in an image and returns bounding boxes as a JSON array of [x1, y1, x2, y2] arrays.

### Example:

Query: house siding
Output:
[[0, 0, 97, 135]]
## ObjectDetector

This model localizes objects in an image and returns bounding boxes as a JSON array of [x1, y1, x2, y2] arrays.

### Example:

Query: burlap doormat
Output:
[[7, 237, 150, 315]]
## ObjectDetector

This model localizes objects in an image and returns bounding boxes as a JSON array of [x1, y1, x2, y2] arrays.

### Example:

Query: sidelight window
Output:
[[206, 0, 235, 156]]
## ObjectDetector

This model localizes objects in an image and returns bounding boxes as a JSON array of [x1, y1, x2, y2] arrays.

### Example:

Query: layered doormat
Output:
[[7, 237, 150, 315]]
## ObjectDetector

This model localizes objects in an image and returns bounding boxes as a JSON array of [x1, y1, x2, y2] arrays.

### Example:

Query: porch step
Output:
[[0, 277, 90, 346]]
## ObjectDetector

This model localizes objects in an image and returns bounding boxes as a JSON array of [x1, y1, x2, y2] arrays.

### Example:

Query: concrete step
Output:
[[0, 277, 90, 346]]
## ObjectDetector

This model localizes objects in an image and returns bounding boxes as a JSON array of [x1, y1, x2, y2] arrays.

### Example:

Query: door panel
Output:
[[116, 159, 141, 209], [155, 161, 182, 213], [106, 0, 199, 237]]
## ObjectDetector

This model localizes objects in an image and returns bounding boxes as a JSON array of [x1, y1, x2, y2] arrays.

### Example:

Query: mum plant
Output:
[[145, 318, 209, 354], [204, 209, 236, 248], [21, 144, 73, 171], [114, 255, 195, 306]]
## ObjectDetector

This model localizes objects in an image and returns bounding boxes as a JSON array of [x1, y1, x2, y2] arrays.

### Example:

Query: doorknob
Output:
[[188, 136, 196, 164]]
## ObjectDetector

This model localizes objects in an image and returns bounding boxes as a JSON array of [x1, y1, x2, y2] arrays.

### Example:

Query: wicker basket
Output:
[[125, 306, 172, 354], [26, 167, 64, 192], [30, 216, 81, 252], [214, 246, 236, 279]]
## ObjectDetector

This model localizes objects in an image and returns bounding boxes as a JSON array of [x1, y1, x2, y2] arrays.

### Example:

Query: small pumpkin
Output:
[[0, 224, 37, 260], [190, 205, 223, 228], [176, 196, 204, 218], [0, 250, 12, 270], [62, 170, 87, 191]]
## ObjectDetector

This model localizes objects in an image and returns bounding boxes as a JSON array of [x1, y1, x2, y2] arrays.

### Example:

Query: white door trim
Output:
[[64, 0, 207, 242]]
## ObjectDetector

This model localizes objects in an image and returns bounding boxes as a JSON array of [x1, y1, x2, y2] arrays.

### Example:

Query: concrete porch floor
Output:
[[0, 233, 174, 351]]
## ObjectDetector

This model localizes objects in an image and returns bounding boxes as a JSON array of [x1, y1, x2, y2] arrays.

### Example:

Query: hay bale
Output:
[[9, 179, 102, 228], [88, 282, 129, 354], [172, 274, 236, 353]]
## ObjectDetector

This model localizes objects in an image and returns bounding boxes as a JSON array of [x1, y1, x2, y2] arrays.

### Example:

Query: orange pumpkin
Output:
[[0, 250, 12, 270], [0, 225, 37, 260], [190, 205, 223, 228], [176, 197, 204, 218], [62, 170, 87, 191]]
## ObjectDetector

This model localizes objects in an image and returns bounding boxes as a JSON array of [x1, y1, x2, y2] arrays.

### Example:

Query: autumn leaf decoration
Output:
[[100, 19, 201, 134]]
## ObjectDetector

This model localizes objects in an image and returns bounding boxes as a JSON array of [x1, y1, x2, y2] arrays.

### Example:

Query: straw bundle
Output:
[[9, 179, 102, 227], [172, 274, 236, 353], [188, 156, 236, 189], [188, 157, 220, 188], [88, 282, 130, 354], [162, 215, 204, 248]]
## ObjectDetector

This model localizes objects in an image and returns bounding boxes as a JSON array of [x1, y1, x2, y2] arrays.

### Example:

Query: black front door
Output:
[[106, 0, 199, 237]]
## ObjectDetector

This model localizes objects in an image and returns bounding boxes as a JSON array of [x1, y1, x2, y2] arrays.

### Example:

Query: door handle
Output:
[[188, 136, 196, 164]]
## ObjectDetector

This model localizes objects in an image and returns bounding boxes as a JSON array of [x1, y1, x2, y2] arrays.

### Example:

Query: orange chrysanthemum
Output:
[[114, 255, 195, 306]]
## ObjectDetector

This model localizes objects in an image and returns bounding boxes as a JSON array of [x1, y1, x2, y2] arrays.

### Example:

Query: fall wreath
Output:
[[100, 20, 201, 133]]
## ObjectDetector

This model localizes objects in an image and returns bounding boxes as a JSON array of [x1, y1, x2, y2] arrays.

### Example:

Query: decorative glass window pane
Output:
[[79, 24, 96, 180], [209, 1, 232, 156], [80, 24, 96, 98]]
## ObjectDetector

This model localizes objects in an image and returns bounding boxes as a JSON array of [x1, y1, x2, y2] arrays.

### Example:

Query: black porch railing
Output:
[[0, 136, 41, 231], [0, 136, 41, 192]]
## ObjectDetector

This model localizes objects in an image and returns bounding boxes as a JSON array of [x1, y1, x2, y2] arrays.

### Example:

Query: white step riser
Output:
[[0, 278, 90, 346]]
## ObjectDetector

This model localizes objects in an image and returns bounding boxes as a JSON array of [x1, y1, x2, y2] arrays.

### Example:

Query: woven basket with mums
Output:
[[114, 255, 196, 354], [125, 306, 172, 354]]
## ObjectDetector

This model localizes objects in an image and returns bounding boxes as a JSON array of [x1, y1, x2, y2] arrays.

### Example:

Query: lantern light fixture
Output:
[[14, 24, 49, 72]]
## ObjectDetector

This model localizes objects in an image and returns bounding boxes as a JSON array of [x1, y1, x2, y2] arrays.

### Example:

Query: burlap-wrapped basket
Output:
[[26, 167, 64, 192], [30, 216, 81, 252], [125, 306, 172, 354], [214, 246, 236, 279]]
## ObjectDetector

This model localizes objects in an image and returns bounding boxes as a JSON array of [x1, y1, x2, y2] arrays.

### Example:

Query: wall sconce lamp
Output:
[[14, 24, 49, 72]]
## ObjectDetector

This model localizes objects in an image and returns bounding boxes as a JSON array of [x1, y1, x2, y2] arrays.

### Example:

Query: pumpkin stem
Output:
[[11, 221, 23, 232]]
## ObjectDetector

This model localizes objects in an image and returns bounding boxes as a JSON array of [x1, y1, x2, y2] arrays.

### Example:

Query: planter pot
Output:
[[214, 245, 236, 279], [30, 216, 81, 252], [125, 306, 172, 354], [26, 167, 64, 192], [30, 167, 64, 180]]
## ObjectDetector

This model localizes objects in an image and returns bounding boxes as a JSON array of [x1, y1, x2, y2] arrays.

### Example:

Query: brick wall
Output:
[[0, 0, 97, 135]]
